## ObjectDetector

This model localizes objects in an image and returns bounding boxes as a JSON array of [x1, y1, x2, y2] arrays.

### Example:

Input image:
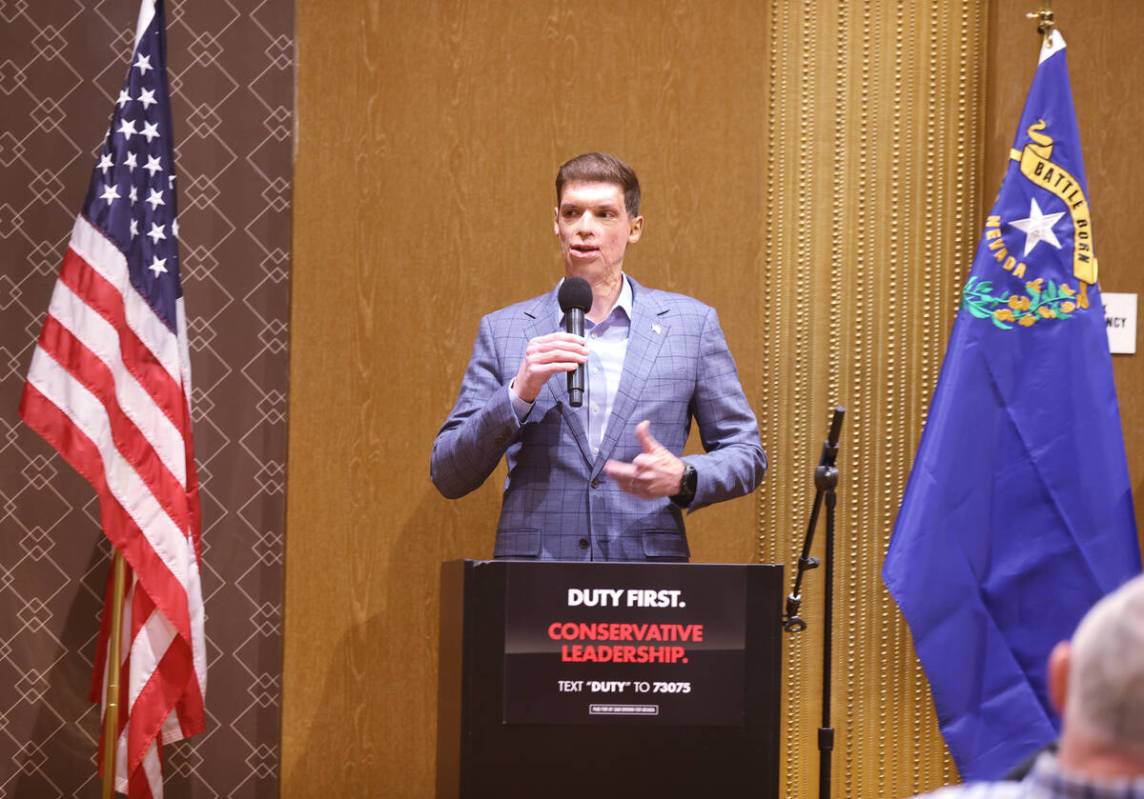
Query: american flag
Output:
[[19, 1, 206, 796]]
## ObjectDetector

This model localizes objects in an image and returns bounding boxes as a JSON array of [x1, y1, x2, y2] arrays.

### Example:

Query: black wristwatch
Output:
[[670, 463, 697, 508]]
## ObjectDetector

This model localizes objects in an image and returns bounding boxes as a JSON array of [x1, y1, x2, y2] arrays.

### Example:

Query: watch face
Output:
[[681, 464, 697, 497]]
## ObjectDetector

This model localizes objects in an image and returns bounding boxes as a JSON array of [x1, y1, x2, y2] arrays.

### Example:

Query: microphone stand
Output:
[[783, 406, 845, 799]]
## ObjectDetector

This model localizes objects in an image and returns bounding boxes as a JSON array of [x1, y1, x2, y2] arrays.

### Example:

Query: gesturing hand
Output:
[[512, 332, 589, 402], [604, 420, 685, 498]]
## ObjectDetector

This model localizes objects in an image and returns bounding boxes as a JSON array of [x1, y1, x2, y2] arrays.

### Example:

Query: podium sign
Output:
[[503, 561, 746, 725], [437, 559, 782, 799]]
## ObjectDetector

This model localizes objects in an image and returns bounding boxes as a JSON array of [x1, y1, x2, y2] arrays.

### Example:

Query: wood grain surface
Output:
[[286, 2, 769, 795], [285, 1, 1144, 797]]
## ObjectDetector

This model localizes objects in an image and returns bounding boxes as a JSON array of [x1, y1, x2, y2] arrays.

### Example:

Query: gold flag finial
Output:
[[1026, 1, 1055, 46]]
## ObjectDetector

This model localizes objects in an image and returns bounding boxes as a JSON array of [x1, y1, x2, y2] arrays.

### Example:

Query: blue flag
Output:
[[883, 31, 1141, 781]]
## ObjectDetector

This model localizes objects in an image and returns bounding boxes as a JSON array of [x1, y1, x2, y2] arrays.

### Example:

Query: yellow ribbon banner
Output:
[[1009, 120, 1098, 284]]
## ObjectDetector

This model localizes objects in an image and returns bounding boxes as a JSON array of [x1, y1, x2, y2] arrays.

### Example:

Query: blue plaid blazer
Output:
[[431, 276, 766, 561]]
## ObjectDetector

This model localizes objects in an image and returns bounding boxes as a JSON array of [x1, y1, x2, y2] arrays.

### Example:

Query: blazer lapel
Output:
[[592, 277, 669, 476], [523, 291, 594, 468]]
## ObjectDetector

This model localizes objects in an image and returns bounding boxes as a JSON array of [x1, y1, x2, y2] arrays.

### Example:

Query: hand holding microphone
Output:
[[510, 278, 593, 404], [557, 278, 593, 407]]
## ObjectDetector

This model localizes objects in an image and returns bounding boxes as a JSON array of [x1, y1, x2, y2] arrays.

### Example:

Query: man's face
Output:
[[554, 180, 643, 280]]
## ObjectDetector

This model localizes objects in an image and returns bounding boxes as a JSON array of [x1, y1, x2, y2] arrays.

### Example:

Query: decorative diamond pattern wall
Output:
[[0, 1, 291, 795]]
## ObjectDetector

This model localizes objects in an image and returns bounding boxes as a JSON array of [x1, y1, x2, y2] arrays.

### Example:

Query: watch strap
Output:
[[670, 463, 697, 508]]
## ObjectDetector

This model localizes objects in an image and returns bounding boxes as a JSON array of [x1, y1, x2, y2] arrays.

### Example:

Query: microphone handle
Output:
[[566, 308, 585, 407]]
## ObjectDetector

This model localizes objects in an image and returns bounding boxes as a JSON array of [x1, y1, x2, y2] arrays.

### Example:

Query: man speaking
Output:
[[431, 152, 766, 561]]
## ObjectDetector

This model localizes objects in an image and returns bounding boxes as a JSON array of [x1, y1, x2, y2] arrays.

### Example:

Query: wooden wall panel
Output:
[[286, 1, 991, 797], [760, 3, 984, 797], [285, 2, 770, 796]]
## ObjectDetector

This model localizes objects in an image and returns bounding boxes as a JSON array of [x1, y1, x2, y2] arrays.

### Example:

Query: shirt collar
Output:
[[612, 273, 634, 320], [1027, 752, 1144, 798], [555, 274, 633, 327]]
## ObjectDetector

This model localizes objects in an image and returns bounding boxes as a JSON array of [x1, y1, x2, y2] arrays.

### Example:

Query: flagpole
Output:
[[1027, 0, 1054, 45], [101, 551, 128, 799]]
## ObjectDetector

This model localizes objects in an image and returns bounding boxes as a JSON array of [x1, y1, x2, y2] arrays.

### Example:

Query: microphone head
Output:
[[558, 277, 593, 314]]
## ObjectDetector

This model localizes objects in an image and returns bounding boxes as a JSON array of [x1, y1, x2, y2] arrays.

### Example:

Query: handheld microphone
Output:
[[557, 277, 593, 407]]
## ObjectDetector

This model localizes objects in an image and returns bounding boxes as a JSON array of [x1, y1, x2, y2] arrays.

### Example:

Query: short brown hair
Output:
[[555, 152, 641, 217]]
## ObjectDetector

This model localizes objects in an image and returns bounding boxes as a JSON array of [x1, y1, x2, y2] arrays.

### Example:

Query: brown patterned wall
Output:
[[0, 1, 291, 796]]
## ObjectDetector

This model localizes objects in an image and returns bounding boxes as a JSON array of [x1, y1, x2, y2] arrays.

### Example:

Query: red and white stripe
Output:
[[21, 214, 205, 799]]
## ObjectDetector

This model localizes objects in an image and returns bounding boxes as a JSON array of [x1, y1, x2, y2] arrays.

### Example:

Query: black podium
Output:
[[436, 559, 783, 798]]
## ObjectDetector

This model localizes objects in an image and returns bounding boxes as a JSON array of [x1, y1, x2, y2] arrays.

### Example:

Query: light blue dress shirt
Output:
[[509, 275, 633, 459]]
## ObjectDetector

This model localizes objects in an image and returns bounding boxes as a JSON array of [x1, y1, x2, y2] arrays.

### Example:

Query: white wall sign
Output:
[[1103, 292, 1137, 355]]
